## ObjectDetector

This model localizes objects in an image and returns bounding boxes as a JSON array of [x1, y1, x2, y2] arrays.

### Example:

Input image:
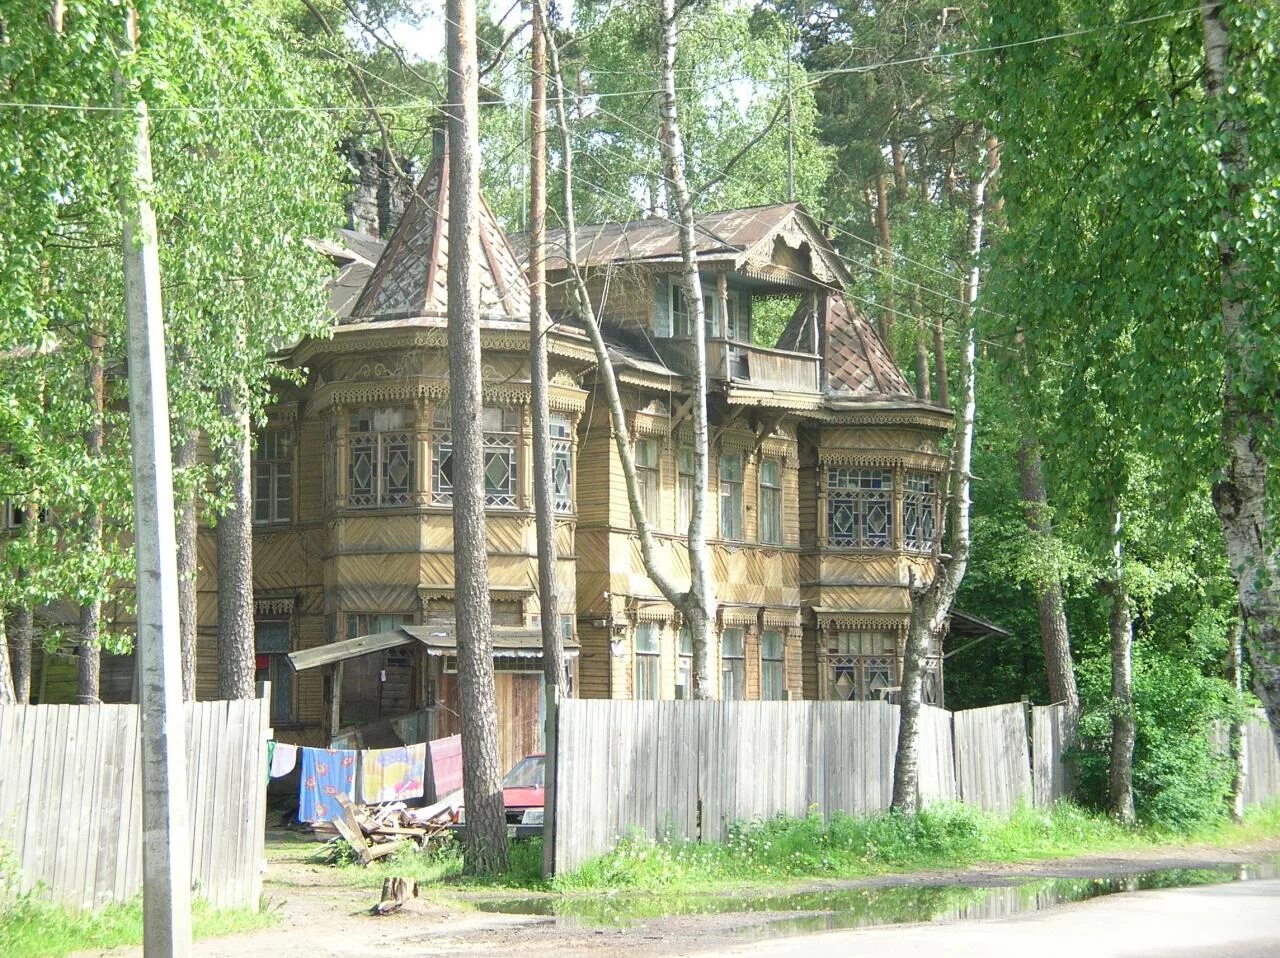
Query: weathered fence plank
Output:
[[0, 697, 269, 911], [953, 703, 1032, 813], [1031, 705, 1073, 807]]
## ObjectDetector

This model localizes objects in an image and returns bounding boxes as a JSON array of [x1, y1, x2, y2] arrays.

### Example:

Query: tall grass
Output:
[[0, 897, 276, 958], [314, 800, 1280, 895]]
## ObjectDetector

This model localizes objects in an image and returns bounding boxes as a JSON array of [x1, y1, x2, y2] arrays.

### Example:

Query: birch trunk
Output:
[[655, 0, 715, 695], [77, 327, 106, 705], [448, 0, 508, 874], [529, 0, 564, 878], [1102, 508, 1136, 825], [175, 433, 199, 701], [1226, 617, 1247, 823], [0, 615, 13, 705], [1199, 0, 1280, 756], [543, 15, 715, 695], [216, 390, 255, 700], [13, 510, 35, 702], [1017, 435, 1078, 717], [890, 138, 995, 813]]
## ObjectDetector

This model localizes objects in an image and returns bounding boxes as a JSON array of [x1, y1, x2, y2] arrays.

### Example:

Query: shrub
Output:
[[1072, 646, 1236, 831]]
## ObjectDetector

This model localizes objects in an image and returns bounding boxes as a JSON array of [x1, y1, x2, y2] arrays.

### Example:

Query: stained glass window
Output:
[[432, 404, 520, 508], [903, 472, 938, 552], [827, 468, 892, 548], [348, 408, 413, 508]]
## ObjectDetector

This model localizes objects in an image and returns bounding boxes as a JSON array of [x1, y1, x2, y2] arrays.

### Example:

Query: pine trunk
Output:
[[1103, 509, 1136, 825], [216, 391, 255, 700], [529, 0, 564, 877], [875, 173, 895, 355], [891, 138, 994, 813], [1017, 436, 1078, 717], [1199, 0, 1280, 756], [911, 290, 930, 402], [448, 0, 509, 875], [78, 328, 106, 705], [175, 434, 199, 701]]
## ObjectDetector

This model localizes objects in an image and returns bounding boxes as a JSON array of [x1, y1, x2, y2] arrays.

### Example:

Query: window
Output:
[[676, 446, 695, 531], [346, 612, 414, 641], [719, 453, 744, 540], [635, 438, 660, 526], [676, 626, 693, 700], [551, 413, 574, 513], [253, 428, 293, 524], [827, 468, 892, 548], [904, 472, 938, 552], [4, 500, 26, 529], [721, 628, 745, 700], [703, 293, 719, 338], [254, 620, 294, 725], [761, 630, 785, 700], [635, 622, 660, 700], [349, 407, 413, 508], [671, 284, 692, 337], [759, 458, 782, 545], [432, 404, 520, 508], [824, 631, 896, 701]]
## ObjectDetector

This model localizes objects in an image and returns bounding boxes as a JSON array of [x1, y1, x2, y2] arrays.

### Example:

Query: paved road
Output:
[[695, 878, 1280, 958]]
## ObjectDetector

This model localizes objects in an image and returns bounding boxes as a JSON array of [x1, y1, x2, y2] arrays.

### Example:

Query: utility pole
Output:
[[120, 6, 192, 952], [529, 0, 565, 879]]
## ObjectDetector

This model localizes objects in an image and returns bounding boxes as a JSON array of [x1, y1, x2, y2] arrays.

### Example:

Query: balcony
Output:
[[655, 337, 821, 394]]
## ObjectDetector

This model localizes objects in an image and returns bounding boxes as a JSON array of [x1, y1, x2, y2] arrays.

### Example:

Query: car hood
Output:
[[502, 785, 544, 809]]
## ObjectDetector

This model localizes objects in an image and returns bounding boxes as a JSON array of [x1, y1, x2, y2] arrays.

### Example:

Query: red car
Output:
[[454, 753, 545, 831], [501, 753, 545, 826]]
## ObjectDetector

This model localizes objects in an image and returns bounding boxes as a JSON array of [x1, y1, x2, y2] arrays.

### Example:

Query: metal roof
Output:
[[349, 136, 530, 324], [288, 626, 581, 672]]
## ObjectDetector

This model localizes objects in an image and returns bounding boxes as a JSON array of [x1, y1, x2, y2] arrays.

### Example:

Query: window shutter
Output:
[[653, 275, 671, 338]]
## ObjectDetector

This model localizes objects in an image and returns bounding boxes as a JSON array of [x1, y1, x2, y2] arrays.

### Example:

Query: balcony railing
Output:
[[655, 337, 821, 393]]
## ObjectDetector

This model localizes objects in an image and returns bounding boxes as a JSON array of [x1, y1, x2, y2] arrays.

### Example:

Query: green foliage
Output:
[[1071, 645, 1242, 831]]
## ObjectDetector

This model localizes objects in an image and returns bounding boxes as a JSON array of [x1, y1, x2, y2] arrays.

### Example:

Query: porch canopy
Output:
[[288, 625, 581, 673]]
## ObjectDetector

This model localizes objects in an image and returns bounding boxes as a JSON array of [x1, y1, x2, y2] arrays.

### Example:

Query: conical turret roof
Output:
[[779, 295, 915, 399], [350, 137, 529, 324]]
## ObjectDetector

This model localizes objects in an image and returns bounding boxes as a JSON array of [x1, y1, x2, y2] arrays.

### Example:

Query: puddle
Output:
[[472, 861, 1280, 935]]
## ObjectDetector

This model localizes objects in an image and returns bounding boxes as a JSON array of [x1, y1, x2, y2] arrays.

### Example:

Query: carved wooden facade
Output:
[[22, 150, 957, 769]]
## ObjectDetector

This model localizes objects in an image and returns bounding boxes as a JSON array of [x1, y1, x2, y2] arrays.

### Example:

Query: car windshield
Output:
[[502, 755, 544, 789]]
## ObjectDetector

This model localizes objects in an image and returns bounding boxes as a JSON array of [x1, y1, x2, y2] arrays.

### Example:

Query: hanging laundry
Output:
[[358, 743, 427, 804], [270, 742, 299, 778], [298, 747, 358, 822]]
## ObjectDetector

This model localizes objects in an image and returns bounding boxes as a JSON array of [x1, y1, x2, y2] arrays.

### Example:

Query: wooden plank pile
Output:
[[319, 791, 463, 866]]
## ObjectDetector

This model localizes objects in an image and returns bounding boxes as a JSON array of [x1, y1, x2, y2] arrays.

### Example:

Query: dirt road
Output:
[[72, 838, 1280, 958]]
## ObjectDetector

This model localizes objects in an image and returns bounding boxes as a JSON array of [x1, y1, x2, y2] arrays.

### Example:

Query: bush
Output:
[[1072, 646, 1237, 831]]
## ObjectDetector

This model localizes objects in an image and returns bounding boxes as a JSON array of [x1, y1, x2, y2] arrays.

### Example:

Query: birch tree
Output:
[[542, 11, 716, 693], [890, 137, 996, 813]]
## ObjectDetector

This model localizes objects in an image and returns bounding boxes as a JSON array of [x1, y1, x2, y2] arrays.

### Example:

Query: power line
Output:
[[0, 6, 1201, 116]]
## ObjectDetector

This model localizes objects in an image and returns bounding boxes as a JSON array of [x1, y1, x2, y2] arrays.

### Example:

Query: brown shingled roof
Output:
[[350, 137, 529, 323]]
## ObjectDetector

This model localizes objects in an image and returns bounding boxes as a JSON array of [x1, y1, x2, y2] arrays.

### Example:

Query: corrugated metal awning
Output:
[[288, 625, 581, 672]]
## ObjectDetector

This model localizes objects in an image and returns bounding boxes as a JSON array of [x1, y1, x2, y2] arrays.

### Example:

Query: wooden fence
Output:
[[1212, 709, 1280, 807], [0, 697, 270, 911]]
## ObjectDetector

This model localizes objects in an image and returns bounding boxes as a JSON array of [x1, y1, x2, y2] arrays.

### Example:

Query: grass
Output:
[[319, 800, 1280, 896], [0, 896, 277, 958]]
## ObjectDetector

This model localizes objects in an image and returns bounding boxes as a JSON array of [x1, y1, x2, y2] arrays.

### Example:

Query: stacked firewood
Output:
[[318, 791, 463, 866]]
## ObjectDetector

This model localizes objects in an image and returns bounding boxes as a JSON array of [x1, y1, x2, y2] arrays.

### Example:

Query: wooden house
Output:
[[19, 140, 985, 773]]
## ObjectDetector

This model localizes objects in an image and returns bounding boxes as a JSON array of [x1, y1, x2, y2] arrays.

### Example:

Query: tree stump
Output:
[[372, 876, 418, 915]]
